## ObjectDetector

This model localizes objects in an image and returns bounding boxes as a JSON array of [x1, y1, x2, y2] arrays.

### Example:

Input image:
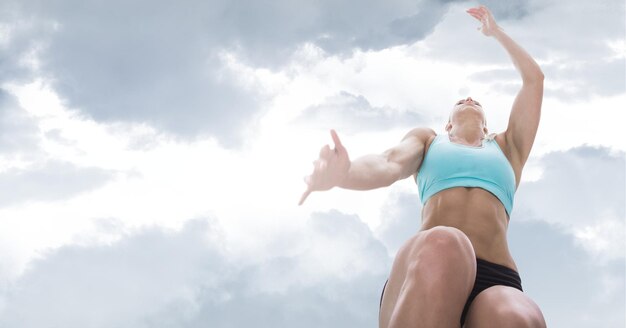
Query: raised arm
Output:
[[468, 6, 544, 168], [299, 127, 434, 205]]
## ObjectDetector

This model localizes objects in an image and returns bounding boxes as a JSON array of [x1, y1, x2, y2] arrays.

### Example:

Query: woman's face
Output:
[[449, 97, 486, 125]]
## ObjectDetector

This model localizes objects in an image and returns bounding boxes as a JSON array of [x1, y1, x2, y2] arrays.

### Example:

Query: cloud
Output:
[[0, 16, 44, 83], [467, 57, 626, 99], [508, 219, 625, 328], [0, 160, 113, 206], [419, 0, 625, 101], [514, 144, 625, 261], [0, 211, 391, 327], [510, 144, 626, 326], [425, 0, 623, 62], [543, 57, 626, 100], [212, 0, 465, 65], [295, 91, 425, 133], [375, 189, 423, 256], [0, 0, 466, 144], [0, 1, 623, 327], [0, 218, 226, 327], [0, 88, 39, 154]]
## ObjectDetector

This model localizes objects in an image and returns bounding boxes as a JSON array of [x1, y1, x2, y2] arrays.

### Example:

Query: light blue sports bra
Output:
[[416, 134, 517, 217]]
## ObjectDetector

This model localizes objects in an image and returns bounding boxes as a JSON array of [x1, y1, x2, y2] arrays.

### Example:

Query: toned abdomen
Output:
[[420, 187, 517, 271]]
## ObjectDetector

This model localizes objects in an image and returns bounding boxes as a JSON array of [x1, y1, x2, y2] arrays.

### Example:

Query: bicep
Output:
[[505, 80, 543, 167], [384, 127, 434, 180]]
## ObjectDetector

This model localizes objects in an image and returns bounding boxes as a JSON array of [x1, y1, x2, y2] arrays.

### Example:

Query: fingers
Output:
[[466, 8, 484, 21], [467, 5, 489, 13], [467, 6, 493, 21], [299, 175, 312, 205], [319, 144, 332, 160], [300, 129, 343, 206], [313, 159, 326, 171], [298, 188, 311, 206], [330, 129, 345, 152], [467, 6, 496, 33]]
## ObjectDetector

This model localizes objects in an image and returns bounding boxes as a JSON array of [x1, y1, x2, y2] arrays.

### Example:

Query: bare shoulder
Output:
[[401, 127, 437, 144], [398, 127, 436, 181]]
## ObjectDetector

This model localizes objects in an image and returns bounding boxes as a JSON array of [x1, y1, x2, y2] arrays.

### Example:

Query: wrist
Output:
[[337, 164, 352, 189], [491, 25, 506, 38]]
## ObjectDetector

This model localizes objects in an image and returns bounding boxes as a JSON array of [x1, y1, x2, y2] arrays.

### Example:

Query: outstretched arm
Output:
[[299, 128, 434, 205], [339, 127, 433, 190], [468, 5, 544, 168]]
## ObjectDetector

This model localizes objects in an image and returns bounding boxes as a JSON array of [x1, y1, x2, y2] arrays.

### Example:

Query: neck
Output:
[[448, 123, 485, 146]]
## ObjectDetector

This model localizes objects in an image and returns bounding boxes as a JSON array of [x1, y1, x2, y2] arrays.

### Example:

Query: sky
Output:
[[0, 0, 624, 327]]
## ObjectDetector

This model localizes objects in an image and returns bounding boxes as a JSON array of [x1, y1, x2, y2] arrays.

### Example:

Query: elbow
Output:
[[524, 69, 544, 85], [523, 75, 544, 85], [536, 70, 545, 82]]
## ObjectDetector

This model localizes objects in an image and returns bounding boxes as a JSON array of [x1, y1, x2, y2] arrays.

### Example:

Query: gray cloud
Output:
[[0, 0, 464, 145], [508, 219, 625, 328], [0, 212, 391, 327], [0, 218, 226, 327], [424, 0, 625, 101], [426, 0, 623, 63], [1, 0, 622, 141], [0, 160, 113, 206], [0, 89, 39, 154], [468, 58, 626, 99], [0, 90, 114, 206], [542, 57, 626, 100], [417, 0, 534, 64], [183, 211, 390, 328], [296, 91, 426, 133], [212, 0, 466, 65], [514, 145, 625, 228], [376, 190, 423, 256], [0, 15, 45, 84], [478, 0, 531, 19]]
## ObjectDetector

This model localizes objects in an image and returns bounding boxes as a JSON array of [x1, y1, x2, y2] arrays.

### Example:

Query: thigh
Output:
[[464, 286, 546, 328], [379, 226, 476, 328]]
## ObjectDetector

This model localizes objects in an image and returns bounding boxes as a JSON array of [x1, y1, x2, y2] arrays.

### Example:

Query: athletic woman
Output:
[[299, 5, 546, 328]]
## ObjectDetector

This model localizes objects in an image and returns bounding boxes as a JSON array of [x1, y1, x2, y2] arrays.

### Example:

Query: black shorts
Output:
[[379, 257, 523, 326]]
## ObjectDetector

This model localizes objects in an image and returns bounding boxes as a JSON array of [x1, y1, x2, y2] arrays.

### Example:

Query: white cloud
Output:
[[0, 0, 466, 144], [508, 219, 625, 328], [0, 0, 623, 326], [574, 219, 626, 263], [0, 88, 39, 158], [0, 213, 390, 328], [295, 91, 425, 133]]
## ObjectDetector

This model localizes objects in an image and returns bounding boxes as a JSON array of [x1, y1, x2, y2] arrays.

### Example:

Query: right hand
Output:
[[466, 5, 502, 37], [298, 129, 351, 205]]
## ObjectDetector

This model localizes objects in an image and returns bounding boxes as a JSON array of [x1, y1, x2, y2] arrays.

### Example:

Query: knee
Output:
[[404, 226, 475, 283], [419, 226, 475, 261]]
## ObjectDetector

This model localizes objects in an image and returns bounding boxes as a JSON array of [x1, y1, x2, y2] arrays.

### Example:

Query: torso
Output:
[[418, 132, 522, 272]]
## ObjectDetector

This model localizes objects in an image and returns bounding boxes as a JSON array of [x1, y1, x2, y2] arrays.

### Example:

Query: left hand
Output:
[[466, 5, 501, 37]]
